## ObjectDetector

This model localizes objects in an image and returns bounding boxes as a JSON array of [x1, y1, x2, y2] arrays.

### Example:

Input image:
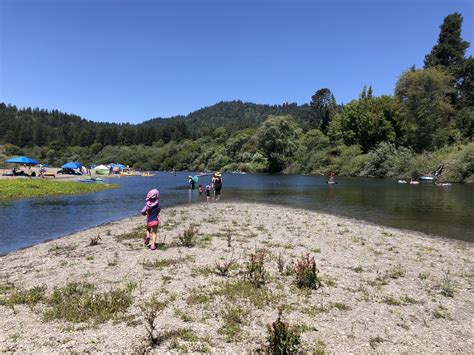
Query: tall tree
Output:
[[424, 12, 473, 112], [310, 88, 336, 133], [395, 67, 456, 152], [255, 115, 301, 173], [424, 13, 469, 70]]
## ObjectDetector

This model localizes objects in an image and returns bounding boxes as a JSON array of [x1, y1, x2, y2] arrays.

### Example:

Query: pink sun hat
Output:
[[145, 189, 159, 207]]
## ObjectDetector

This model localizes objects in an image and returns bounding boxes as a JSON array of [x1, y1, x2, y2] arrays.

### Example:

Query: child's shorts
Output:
[[146, 217, 160, 231]]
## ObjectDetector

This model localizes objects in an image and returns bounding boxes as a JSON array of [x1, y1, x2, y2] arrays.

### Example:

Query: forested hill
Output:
[[143, 101, 307, 137], [0, 100, 308, 148]]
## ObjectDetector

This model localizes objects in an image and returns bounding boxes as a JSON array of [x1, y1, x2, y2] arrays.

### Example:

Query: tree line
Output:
[[0, 13, 472, 182]]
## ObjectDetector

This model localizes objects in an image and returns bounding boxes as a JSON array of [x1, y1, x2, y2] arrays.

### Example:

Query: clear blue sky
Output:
[[0, 0, 472, 123]]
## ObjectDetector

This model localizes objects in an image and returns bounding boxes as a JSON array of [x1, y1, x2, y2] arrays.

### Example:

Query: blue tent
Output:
[[61, 162, 82, 169], [5, 156, 39, 165]]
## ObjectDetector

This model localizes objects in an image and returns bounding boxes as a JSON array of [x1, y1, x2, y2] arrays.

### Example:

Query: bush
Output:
[[361, 142, 414, 178], [264, 308, 301, 354], [245, 249, 267, 288], [178, 225, 198, 247], [294, 254, 321, 290]]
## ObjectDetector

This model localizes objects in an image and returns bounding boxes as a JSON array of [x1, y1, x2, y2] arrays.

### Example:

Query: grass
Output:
[[0, 179, 117, 200], [211, 280, 281, 309], [386, 264, 406, 279], [116, 227, 143, 242], [142, 257, 187, 270], [0, 285, 46, 308], [439, 271, 456, 297], [44, 282, 133, 323], [218, 306, 249, 342], [432, 306, 450, 319], [383, 294, 420, 306]]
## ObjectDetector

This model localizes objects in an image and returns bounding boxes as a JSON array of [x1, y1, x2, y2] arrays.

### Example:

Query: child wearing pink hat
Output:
[[141, 189, 161, 250]]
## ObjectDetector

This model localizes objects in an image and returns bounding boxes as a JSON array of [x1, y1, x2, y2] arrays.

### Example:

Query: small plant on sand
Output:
[[276, 253, 285, 274], [294, 254, 321, 290], [386, 264, 406, 279], [140, 296, 167, 346], [178, 225, 198, 247], [89, 234, 102, 246], [244, 249, 267, 288], [432, 305, 450, 319], [227, 232, 232, 248], [263, 307, 300, 354], [439, 271, 456, 297], [215, 256, 237, 277], [369, 336, 384, 349]]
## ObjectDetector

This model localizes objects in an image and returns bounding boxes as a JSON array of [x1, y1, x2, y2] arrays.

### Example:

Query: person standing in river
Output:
[[212, 172, 223, 200]]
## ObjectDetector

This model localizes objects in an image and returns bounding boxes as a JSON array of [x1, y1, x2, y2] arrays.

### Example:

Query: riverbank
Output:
[[0, 202, 472, 353], [0, 179, 118, 200]]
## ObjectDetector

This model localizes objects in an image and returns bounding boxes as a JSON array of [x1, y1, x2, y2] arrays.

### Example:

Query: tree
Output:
[[310, 88, 336, 133], [395, 67, 456, 152], [328, 96, 397, 152], [424, 13, 473, 113], [255, 115, 301, 173], [424, 13, 469, 70]]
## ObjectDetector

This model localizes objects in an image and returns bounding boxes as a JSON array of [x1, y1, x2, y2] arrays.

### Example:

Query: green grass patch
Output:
[[44, 282, 133, 323], [211, 280, 281, 309], [116, 227, 143, 241], [142, 257, 187, 270], [0, 285, 46, 307], [218, 306, 250, 342], [0, 179, 117, 200]]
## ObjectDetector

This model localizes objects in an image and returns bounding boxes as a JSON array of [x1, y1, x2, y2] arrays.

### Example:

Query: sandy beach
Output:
[[0, 202, 472, 353]]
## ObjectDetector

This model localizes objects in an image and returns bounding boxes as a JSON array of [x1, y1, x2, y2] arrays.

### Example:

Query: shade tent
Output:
[[5, 156, 39, 165], [61, 162, 82, 169], [112, 163, 126, 169]]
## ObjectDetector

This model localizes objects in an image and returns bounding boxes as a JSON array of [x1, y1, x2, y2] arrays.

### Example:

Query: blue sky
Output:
[[0, 0, 472, 123]]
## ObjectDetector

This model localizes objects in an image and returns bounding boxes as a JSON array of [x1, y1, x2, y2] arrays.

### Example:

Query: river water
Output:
[[0, 172, 473, 254]]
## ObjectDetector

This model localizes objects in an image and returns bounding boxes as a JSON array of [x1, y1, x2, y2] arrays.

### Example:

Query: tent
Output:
[[5, 156, 39, 165], [92, 164, 110, 175], [61, 162, 82, 169]]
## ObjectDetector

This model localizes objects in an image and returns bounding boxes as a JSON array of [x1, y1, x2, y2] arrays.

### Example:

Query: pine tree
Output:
[[424, 13, 469, 70]]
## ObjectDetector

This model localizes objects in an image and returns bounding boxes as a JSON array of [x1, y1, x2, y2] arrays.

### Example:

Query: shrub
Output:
[[140, 297, 167, 346], [294, 254, 321, 290], [215, 256, 237, 277], [440, 271, 455, 297], [178, 225, 198, 247], [276, 253, 285, 274], [264, 308, 300, 354], [245, 249, 267, 288], [89, 234, 102, 246]]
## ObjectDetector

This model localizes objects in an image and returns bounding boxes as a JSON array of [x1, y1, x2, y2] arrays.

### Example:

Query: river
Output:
[[0, 172, 472, 254]]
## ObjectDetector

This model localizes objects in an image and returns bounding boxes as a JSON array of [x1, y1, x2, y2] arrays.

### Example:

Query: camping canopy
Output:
[[5, 156, 39, 165], [61, 162, 82, 169]]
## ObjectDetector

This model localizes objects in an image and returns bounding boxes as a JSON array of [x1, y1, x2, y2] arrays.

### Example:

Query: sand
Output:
[[0, 202, 472, 353]]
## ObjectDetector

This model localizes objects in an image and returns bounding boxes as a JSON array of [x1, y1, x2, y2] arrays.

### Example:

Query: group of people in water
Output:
[[188, 172, 223, 201], [141, 172, 223, 250]]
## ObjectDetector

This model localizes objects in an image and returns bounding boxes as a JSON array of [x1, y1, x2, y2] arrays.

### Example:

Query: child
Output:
[[205, 185, 211, 202], [198, 185, 203, 195], [141, 189, 161, 250]]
